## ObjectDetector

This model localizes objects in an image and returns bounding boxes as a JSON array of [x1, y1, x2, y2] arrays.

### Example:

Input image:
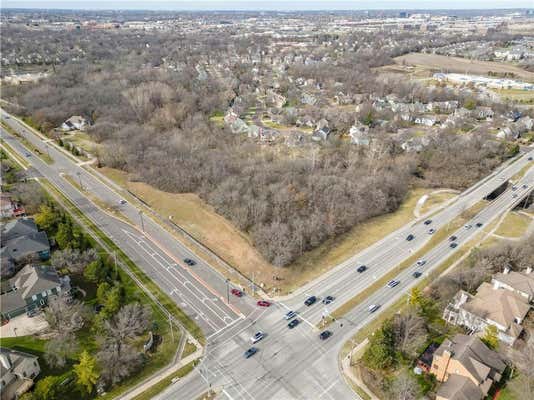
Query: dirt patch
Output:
[[394, 53, 534, 82]]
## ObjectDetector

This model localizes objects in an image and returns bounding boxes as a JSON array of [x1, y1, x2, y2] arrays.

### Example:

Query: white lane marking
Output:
[[317, 381, 338, 400]]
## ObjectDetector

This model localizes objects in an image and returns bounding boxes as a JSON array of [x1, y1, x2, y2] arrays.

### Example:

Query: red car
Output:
[[231, 289, 244, 297], [257, 300, 271, 307]]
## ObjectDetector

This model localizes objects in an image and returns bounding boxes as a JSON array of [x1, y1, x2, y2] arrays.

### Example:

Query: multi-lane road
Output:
[[1, 110, 533, 399]]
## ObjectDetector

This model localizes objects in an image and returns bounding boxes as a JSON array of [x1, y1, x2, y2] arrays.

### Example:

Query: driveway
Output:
[[1, 313, 48, 337]]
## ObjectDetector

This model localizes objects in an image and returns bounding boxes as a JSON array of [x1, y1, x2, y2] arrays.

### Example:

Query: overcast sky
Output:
[[2, 1, 533, 10]]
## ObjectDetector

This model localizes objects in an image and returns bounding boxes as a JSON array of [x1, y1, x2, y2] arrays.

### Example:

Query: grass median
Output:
[[325, 201, 487, 325]]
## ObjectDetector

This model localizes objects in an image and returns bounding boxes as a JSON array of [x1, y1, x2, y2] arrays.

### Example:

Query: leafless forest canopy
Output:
[[3, 23, 513, 266]]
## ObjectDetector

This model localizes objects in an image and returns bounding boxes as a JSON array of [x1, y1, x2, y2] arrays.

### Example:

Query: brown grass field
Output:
[[394, 53, 534, 82]]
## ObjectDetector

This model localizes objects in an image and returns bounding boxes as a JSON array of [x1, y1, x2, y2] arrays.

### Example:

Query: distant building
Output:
[[1, 265, 71, 319], [0, 348, 40, 400]]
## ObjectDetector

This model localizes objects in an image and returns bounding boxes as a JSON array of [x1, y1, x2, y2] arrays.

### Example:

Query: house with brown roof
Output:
[[431, 334, 506, 400], [443, 277, 531, 345]]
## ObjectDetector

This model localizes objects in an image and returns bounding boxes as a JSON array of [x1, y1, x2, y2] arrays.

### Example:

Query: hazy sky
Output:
[[2, 0, 533, 10]]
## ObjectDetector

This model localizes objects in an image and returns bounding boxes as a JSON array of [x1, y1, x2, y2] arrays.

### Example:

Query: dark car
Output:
[[183, 258, 196, 266], [322, 296, 335, 305], [406, 234, 415, 241], [357, 265, 367, 273], [475, 222, 483, 228], [449, 235, 457, 241], [244, 347, 258, 359], [288, 319, 300, 329], [450, 242, 458, 249], [528, 156, 533, 161], [412, 271, 422, 278], [231, 288, 244, 297], [424, 219, 432, 225], [319, 330, 333, 340], [523, 184, 528, 189], [304, 296, 317, 306]]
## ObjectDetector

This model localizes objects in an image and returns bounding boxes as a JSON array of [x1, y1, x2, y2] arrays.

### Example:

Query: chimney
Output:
[[0, 353, 12, 370], [503, 266, 511, 275], [526, 267, 532, 275]]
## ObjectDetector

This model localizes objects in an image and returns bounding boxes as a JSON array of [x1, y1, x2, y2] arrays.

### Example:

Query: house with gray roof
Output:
[[1, 219, 39, 246], [1, 265, 71, 319], [0, 348, 40, 400]]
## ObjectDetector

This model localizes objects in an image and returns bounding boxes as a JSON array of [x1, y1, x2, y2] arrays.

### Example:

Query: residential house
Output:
[[491, 267, 534, 303], [247, 124, 261, 139], [266, 90, 287, 108], [0, 194, 25, 219], [223, 109, 239, 125], [60, 115, 87, 132], [443, 274, 531, 345], [475, 106, 494, 120], [300, 92, 317, 106], [312, 126, 331, 142], [349, 123, 370, 146], [431, 334, 506, 400], [426, 101, 459, 113], [1, 264, 71, 319], [414, 116, 438, 127], [0, 230, 50, 267], [0, 348, 40, 400], [229, 118, 250, 135]]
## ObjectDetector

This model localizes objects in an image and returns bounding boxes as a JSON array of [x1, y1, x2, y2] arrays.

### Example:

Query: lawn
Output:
[[494, 88, 534, 103], [418, 191, 458, 216], [494, 211, 532, 238]]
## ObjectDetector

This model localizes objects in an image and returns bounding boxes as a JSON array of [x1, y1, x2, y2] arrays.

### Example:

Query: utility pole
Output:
[[226, 279, 230, 304], [251, 272, 256, 296], [113, 251, 118, 276], [139, 210, 145, 232]]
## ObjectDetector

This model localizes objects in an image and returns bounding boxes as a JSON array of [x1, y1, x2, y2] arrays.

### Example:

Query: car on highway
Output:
[[257, 300, 271, 307], [231, 288, 244, 297], [412, 271, 422, 278], [25, 152, 31, 157], [4, 116, 9, 119], [406, 234, 415, 241], [284, 311, 297, 320], [319, 330, 333, 340], [416, 259, 426, 267], [322, 296, 335, 305], [251, 332, 265, 344], [428, 228, 435, 235], [513, 193, 518, 198], [424, 219, 432, 225], [528, 156, 533, 161], [475, 222, 483, 228], [288, 319, 300, 329], [244, 347, 258, 359], [464, 224, 472, 229], [368, 304, 380, 313], [357, 265, 367, 273], [450, 242, 458, 249], [449, 235, 457, 241], [512, 186, 517, 191], [183, 258, 196, 266], [386, 280, 400, 288], [119, 199, 127, 205], [523, 184, 528, 189], [304, 296, 317, 306]]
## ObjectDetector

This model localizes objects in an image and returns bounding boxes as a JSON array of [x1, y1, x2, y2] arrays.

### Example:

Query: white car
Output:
[[464, 224, 472, 229], [416, 259, 426, 267], [251, 331, 265, 344], [119, 199, 127, 205], [368, 304, 380, 313], [284, 311, 297, 320], [386, 280, 400, 288], [428, 228, 435, 235]]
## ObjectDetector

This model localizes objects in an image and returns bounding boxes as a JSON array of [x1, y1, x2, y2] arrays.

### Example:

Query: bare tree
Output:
[[103, 303, 152, 343], [44, 333, 79, 368], [44, 297, 90, 335], [392, 309, 427, 358], [388, 370, 418, 400], [50, 248, 98, 275]]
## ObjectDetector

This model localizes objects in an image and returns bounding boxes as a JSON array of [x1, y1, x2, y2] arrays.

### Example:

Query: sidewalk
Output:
[[115, 349, 203, 400], [340, 339, 379, 400]]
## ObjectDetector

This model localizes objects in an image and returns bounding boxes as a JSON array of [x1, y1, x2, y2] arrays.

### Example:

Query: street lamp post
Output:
[[226, 279, 230, 304], [76, 171, 83, 190], [139, 210, 145, 232]]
